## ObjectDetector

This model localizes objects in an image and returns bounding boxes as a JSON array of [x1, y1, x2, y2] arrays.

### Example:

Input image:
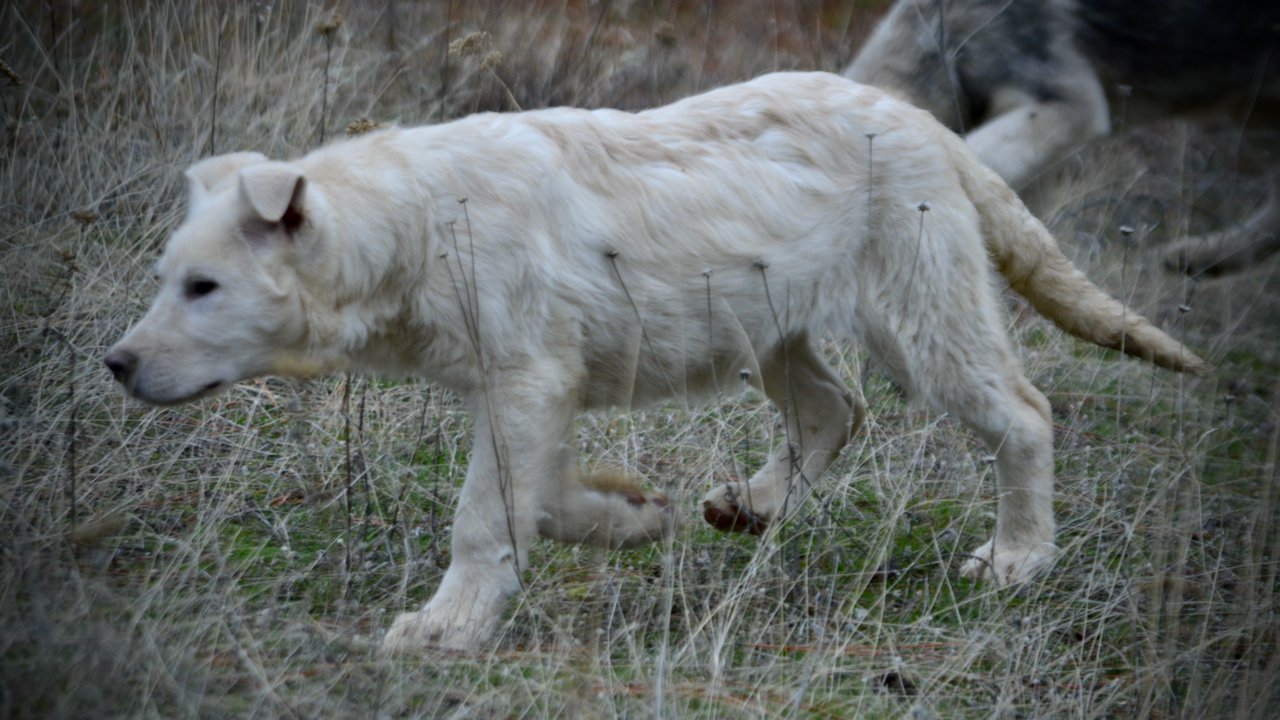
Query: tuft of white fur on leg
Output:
[[537, 470, 675, 549], [959, 539, 1059, 585]]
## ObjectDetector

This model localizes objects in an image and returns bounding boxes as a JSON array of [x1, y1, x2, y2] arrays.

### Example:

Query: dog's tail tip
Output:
[[1151, 348, 1210, 376], [1181, 354, 1212, 376], [1100, 320, 1209, 376]]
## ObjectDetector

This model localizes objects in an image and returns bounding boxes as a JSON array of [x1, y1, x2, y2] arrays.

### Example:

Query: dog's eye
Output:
[[185, 278, 219, 299]]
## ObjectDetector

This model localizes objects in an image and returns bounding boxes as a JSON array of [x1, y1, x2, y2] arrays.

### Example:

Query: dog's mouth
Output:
[[131, 378, 229, 406], [177, 379, 229, 404], [196, 378, 227, 396]]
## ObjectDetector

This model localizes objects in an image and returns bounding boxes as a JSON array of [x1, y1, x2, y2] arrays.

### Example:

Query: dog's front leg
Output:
[[382, 377, 574, 654]]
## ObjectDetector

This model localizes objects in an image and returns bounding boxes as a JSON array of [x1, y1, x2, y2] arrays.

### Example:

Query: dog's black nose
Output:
[[104, 349, 138, 383]]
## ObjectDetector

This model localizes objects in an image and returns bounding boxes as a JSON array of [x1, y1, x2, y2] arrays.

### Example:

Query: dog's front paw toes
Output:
[[960, 539, 1057, 585], [379, 607, 490, 656], [380, 611, 439, 656]]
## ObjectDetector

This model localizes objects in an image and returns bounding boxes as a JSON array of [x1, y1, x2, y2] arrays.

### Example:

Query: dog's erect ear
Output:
[[238, 162, 307, 226], [185, 152, 268, 208]]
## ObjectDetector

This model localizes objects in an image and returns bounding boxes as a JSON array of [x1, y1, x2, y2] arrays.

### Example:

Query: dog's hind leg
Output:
[[702, 334, 863, 535], [867, 306, 1058, 585], [949, 370, 1058, 585]]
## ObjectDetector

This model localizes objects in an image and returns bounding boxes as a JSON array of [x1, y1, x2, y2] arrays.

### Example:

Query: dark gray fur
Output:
[[846, 0, 1280, 274]]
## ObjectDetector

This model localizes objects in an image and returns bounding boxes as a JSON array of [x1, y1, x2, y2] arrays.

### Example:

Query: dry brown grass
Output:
[[1, 1, 1276, 718]]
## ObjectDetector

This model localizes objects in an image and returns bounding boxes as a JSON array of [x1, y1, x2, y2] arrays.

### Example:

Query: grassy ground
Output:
[[1, 1, 1277, 717]]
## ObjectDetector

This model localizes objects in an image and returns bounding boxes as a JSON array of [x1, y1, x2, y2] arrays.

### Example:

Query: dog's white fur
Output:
[[106, 72, 1203, 652]]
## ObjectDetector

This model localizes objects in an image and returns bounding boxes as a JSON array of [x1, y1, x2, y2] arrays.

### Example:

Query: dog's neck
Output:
[[295, 169, 482, 392]]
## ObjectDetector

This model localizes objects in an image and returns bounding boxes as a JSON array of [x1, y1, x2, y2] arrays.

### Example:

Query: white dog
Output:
[[105, 72, 1204, 653]]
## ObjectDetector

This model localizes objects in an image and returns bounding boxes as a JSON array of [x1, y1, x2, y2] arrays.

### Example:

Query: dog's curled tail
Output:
[[955, 145, 1208, 374]]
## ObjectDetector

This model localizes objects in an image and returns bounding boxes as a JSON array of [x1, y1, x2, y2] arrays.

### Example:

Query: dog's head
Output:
[[105, 152, 323, 405]]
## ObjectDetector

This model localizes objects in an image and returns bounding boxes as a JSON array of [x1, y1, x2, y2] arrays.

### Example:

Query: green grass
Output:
[[2, 1, 1278, 718]]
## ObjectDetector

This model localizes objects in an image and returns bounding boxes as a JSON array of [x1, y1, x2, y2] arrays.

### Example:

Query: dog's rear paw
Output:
[[960, 539, 1057, 585], [702, 494, 769, 535], [610, 488, 675, 548], [566, 471, 674, 548]]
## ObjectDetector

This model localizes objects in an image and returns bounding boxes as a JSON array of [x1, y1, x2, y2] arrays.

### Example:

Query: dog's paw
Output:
[[380, 611, 435, 656], [702, 484, 769, 535], [581, 471, 671, 513], [561, 471, 675, 548], [379, 606, 492, 656], [610, 487, 676, 548], [960, 539, 1057, 585]]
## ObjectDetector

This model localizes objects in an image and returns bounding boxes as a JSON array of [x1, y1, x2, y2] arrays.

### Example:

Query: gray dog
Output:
[[846, 0, 1280, 275]]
